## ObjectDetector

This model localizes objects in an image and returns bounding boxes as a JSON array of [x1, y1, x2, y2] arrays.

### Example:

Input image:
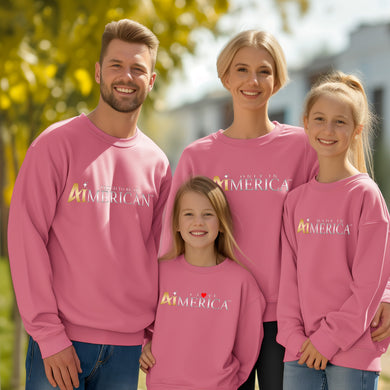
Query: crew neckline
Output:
[[309, 173, 369, 192], [81, 113, 139, 148], [214, 121, 282, 148], [177, 254, 230, 274]]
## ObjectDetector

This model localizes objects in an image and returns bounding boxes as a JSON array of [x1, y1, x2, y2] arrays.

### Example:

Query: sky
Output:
[[164, 0, 390, 108]]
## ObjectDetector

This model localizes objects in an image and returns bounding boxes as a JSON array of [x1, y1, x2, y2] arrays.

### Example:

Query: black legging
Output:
[[238, 321, 285, 390]]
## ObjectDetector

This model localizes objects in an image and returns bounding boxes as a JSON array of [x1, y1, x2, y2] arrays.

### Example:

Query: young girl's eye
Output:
[[237, 67, 247, 72]]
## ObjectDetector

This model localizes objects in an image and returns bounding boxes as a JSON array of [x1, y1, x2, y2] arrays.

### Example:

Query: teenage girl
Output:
[[277, 71, 390, 390], [140, 176, 265, 390], [160, 30, 390, 390]]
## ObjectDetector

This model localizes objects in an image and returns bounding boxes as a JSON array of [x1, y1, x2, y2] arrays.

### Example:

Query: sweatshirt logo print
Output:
[[160, 291, 231, 311], [297, 218, 352, 235], [67, 183, 154, 206], [213, 174, 291, 193]]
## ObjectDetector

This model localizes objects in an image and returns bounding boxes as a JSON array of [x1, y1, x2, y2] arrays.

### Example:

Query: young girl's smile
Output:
[[177, 191, 220, 254], [304, 94, 360, 161]]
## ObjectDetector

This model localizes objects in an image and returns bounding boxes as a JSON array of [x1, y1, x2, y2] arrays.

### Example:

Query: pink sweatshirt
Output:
[[277, 174, 390, 371], [160, 123, 318, 321], [7, 114, 171, 359], [146, 255, 265, 390]]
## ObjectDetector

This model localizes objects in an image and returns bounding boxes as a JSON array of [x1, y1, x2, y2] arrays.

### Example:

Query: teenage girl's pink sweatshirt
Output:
[[7, 114, 171, 359], [277, 174, 390, 371], [146, 256, 265, 390], [160, 123, 318, 321]]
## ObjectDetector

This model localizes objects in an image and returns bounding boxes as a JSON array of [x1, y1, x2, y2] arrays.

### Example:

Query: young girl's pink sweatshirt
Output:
[[7, 114, 171, 359], [277, 174, 390, 371], [146, 256, 265, 390], [160, 124, 318, 321]]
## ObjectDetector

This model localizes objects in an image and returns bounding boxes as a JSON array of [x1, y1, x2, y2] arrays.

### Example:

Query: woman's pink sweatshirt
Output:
[[146, 256, 265, 390], [277, 174, 390, 371], [160, 123, 318, 321], [7, 114, 171, 358]]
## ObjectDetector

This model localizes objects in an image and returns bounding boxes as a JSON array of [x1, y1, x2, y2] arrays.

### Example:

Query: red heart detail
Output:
[[201, 293, 207, 298]]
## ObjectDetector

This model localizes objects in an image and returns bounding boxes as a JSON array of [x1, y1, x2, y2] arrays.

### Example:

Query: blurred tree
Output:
[[0, 0, 230, 257]]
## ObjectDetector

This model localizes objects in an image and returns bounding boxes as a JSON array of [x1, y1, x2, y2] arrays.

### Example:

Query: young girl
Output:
[[277, 71, 390, 389], [140, 176, 265, 390]]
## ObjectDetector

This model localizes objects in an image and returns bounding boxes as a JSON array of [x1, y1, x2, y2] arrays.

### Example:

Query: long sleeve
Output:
[[277, 202, 307, 358], [276, 174, 390, 370], [151, 165, 172, 252], [159, 149, 194, 256], [8, 137, 72, 358], [310, 219, 390, 360], [8, 115, 172, 359], [234, 292, 265, 386]]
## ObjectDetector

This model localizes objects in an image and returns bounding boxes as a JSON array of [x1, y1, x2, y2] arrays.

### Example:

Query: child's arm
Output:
[[298, 339, 328, 370], [139, 341, 155, 374], [310, 206, 390, 361], [277, 203, 307, 356]]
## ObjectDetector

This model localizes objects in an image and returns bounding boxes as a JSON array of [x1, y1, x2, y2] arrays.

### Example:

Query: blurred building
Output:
[[162, 22, 390, 201]]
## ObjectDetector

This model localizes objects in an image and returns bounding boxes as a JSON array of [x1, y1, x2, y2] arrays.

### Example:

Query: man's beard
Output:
[[100, 73, 147, 113]]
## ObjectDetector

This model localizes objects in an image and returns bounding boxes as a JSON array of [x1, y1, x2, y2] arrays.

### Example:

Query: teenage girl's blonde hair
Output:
[[216, 30, 289, 94], [303, 71, 375, 176], [161, 176, 240, 264]]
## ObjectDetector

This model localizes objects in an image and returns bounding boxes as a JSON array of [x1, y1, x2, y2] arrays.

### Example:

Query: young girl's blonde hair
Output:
[[216, 30, 289, 94], [303, 71, 375, 175], [161, 176, 240, 264]]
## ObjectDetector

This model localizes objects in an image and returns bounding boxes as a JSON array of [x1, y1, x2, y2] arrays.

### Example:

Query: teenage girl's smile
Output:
[[304, 94, 359, 160]]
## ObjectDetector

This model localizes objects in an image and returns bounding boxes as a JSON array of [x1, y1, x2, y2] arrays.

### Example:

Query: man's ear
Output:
[[95, 62, 101, 84], [148, 72, 157, 92]]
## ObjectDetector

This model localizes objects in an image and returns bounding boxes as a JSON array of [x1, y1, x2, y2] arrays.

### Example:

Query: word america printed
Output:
[[160, 291, 231, 311], [297, 218, 352, 236], [213, 174, 291, 193], [67, 182, 154, 207]]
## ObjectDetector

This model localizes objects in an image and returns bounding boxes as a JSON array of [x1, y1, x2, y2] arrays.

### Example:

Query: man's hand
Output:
[[371, 302, 390, 342], [43, 345, 82, 390]]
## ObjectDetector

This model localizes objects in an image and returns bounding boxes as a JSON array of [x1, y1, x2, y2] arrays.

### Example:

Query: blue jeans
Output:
[[25, 338, 141, 390], [284, 360, 379, 390]]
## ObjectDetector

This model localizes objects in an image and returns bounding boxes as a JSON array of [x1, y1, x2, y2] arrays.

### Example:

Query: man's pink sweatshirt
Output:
[[146, 256, 265, 390], [7, 114, 171, 358], [160, 124, 318, 321], [277, 174, 390, 371]]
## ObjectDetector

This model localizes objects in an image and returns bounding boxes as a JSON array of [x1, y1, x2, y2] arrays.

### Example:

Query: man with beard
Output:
[[7, 19, 171, 390]]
